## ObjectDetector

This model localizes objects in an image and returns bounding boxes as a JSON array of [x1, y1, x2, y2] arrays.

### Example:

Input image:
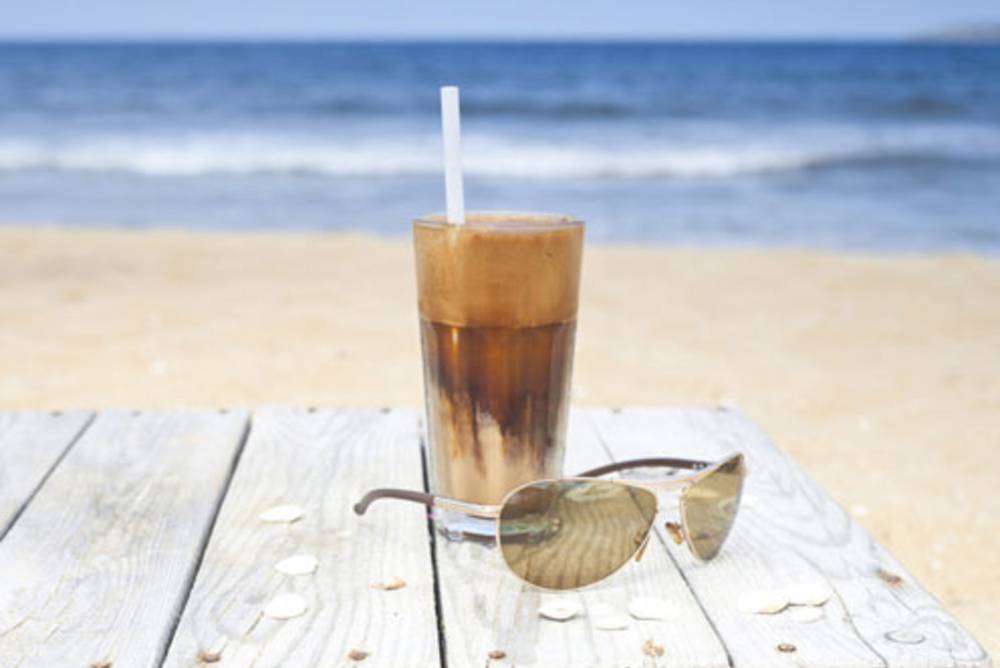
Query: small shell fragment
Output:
[[371, 576, 407, 591], [877, 568, 904, 586], [488, 649, 507, 660], [737, 588, 789, 614], [275, 554, 319, 576], [628, 597, 678, 621], [258, 504, 305, 523], [538, 598, 582, 621], [777, 643, 797, 653], [592, 612, 631, 630], [642, 639, 665, 657], [786, 582, 832, 607], [664, 522, 685, 545], [197, 649, 222, 663], [348, 649, 370, 661], [263, 592, 308, 619], [885, 629, 925, 645], [788, 606, 825, 623]]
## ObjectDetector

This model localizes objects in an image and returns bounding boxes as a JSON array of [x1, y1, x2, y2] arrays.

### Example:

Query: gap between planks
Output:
[[0, 409, 251, 667], [0, 411, 95, 542], [154, 413, 255, 668], [419, 424, 451, 668]]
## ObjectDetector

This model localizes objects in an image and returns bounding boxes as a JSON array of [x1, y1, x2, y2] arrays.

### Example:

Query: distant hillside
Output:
[[916, 23, 1000, 43]]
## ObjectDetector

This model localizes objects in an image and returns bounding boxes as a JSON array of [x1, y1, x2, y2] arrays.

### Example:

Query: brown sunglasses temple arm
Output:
[[576, 456, 711, 478], [353, 488, 501, 519], [353, 488, 435, 515]]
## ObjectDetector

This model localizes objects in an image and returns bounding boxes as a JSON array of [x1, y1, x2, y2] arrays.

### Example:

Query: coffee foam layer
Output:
[[414, 213, 583, 327]]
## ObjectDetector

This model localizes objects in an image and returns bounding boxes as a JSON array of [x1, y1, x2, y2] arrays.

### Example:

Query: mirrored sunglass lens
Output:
[[682, 454, 745, 560], [498, 480, 657, 590]]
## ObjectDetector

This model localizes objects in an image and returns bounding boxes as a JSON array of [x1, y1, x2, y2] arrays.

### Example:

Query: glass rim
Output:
[[414, 210, 582, 228]]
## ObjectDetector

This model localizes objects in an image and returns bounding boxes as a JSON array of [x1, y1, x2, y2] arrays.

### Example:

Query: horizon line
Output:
[[0, 34, 985, 44]]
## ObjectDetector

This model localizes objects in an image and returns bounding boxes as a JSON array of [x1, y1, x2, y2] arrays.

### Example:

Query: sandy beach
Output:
[[1, 225, 997, 653]]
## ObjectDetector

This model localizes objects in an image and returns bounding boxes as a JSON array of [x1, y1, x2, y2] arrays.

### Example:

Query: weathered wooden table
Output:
[[0, 408, 989, 668]]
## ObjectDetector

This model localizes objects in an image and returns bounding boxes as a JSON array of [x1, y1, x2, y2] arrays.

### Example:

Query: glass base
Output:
[[433, 509, 496, 544]]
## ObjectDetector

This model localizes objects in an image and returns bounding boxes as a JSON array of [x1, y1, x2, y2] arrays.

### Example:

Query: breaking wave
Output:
[[0, 130, 995, 179]]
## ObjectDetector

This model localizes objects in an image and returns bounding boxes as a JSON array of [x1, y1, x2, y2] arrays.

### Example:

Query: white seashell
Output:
[[591, 613, 631, 630], [538, 598, 582, 621], [786, 582, 832, 607], [737, 588, 789, 614], [627, 597, 678, 621], [275, 554, 319, 576], [263, 592, 308, 619], [588, 602, 618, 618], [788, 606, 825, 623], [885, 629, 925, 645], [259, 504, 305, 523]]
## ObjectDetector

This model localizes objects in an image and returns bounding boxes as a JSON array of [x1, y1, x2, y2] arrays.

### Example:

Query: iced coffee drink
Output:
[[414, 212, 583, 534]]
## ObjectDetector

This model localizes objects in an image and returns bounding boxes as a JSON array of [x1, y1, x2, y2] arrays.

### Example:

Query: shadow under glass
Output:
[[498, 479, 657, 590], [681, 454, 745, 561]]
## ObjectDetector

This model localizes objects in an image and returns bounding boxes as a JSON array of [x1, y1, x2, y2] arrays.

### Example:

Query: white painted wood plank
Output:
[[591, 407, 990, 668], [0, 410, 93, 537], [162, 408, 440, 668], [433, 409, 731, 668], [0, 409, 249, 668]]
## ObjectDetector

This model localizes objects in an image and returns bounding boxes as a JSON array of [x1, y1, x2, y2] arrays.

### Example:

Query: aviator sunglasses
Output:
[[354, 453, 745, 591]]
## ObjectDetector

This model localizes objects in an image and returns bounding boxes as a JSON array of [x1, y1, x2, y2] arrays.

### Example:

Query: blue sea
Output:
[[1, 41, 998, 251]]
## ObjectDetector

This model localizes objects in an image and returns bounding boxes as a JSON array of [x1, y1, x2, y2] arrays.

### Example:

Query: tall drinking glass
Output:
[[413, 212, 584, 539]]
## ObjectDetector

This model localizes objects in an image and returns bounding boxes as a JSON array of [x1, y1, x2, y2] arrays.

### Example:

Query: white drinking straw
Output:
[[439, 85, 466, 225]]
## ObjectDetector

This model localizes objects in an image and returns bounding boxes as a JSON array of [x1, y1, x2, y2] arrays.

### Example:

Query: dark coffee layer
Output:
[[421, 319, 576, 504]]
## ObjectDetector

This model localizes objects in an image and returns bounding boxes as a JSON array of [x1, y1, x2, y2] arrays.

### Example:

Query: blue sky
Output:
[[2, 0, 999, 40]]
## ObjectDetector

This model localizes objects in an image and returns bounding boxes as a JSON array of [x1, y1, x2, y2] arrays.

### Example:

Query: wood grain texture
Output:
[[0, 410, 92, 538], [433, 409, 731, 668], [590, 407, 991, 668], [0, 409, 249, 668], [162, 408, 440, 668]]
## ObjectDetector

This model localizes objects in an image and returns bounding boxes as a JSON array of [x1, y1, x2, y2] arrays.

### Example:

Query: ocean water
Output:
[[0, 41, 998, 251]]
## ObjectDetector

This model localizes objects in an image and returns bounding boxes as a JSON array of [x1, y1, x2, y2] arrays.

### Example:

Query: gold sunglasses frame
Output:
[[354, 453, 746, 589]]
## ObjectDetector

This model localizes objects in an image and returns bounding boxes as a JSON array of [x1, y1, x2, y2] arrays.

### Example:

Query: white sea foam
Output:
[[0, 129, 994, 179]]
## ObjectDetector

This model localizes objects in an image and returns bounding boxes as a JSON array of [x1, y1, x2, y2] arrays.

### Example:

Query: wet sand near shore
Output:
[[1, 225, 997, 654]]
